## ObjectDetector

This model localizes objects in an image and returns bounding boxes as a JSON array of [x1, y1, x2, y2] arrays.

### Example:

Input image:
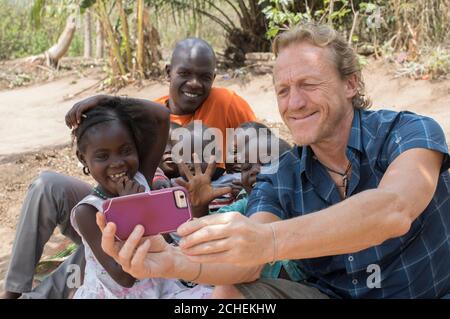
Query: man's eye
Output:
[[302, 83, 318, 89], [276, 88, 288, 97]]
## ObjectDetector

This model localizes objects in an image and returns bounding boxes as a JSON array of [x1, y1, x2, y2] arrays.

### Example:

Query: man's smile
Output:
[[288, 111, 319, 123], [183, 91, 202, 98]]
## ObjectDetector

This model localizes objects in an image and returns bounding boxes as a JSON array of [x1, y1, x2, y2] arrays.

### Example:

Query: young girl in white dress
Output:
[[69, 97, 212, 299]]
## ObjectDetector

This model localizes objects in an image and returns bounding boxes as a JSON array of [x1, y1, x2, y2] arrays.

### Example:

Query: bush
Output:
[[0, 2, 82, 60]]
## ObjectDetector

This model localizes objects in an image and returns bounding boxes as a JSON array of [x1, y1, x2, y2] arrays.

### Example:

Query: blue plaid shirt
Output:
[[247, 109, 450, 299]]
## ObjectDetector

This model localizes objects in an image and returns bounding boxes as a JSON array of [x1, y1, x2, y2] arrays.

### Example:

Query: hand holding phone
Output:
[[103, 186, 192, 241]]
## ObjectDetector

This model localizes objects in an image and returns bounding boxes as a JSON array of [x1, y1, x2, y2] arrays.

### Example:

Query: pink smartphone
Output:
[[103, 186, 192, 241]]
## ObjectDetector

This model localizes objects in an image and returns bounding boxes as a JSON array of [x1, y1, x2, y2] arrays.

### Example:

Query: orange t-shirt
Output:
[[153, 87, 256, 165]]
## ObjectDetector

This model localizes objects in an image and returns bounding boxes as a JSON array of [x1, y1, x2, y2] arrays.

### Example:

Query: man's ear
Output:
[[76, 150, 87, 167], [345, 73, 358, 99], [165, 64, 171, 81]]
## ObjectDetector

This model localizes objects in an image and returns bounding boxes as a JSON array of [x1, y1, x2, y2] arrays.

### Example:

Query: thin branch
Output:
[[348, 0, 358, 45], [348, 12, 359, 45], [196, 7, 234, 33], [204, 0, 237, 29], [223, 0, 243, 21], [169, 0, 234, 33], [237, 0, 252, 29], [249, 0, 259, 18], [328, 0, 335, 25]]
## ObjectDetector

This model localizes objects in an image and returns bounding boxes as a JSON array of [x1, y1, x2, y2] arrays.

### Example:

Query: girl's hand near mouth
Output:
[[117, 176, 146, 196]]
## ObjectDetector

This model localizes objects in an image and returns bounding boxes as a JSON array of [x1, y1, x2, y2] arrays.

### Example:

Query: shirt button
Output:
[[348, 256, 354, 262], [352, 279, 358, 285]]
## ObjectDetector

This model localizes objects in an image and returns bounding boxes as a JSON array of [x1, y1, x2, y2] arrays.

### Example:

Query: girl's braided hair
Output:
[[72, 97, 157, 161]]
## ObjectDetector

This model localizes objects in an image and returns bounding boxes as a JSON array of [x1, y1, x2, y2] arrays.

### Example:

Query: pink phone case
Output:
[[103, 186, 192, 241]]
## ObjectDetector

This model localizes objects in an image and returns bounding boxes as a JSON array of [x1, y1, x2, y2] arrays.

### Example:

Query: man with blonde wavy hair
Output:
[[98, 23, 449, 299]]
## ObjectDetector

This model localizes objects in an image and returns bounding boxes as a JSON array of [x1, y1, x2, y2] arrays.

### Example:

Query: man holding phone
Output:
[[97, 24, 449, 299], [2, 38, 255, 299]]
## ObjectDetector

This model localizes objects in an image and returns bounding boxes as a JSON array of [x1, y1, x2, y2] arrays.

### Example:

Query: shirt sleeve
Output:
[[245, 177, 286, 219], [382, 113, 450, 173], [226, 91, 257, 128], [212, 198, 248, 215]]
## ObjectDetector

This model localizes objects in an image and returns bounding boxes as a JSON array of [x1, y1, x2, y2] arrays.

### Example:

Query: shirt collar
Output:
[[347, 109, 363, 153]]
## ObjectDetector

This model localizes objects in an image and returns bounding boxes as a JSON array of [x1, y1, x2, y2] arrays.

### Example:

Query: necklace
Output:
[[93, 186, 109, 200], [314, 156, 352, 198]]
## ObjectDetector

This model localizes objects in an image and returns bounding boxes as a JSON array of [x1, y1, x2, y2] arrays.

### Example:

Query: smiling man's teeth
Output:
[[184, 92, 199, 98]]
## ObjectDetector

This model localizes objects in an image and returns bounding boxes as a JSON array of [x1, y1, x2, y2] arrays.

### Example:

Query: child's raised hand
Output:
[[117, 177, 146, 196], [65, 94, 111, 129], [176, 154, 231, 212]]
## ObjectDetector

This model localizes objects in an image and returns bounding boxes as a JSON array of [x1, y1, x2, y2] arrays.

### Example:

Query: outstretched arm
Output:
[[179, 148, 444, 265], [97, 211, 280, 285]]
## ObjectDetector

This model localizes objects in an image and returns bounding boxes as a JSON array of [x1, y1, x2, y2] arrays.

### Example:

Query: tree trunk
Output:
[[84, 10, 93, 58], [95, 18, 104, 59], [96, 0, 126, 77], [143, 7, 162, 75], [117, 0, 132, 70], [45, 14, 77, 68], [136, 0, 145, 78]]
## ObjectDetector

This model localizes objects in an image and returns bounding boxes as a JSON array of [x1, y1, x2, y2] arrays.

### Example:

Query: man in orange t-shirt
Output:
[[154, 38, 256, 168], [65, 38, 255, 171]]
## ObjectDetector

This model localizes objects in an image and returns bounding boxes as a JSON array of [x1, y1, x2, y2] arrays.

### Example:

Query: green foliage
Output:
[[260, 0, 310, 39], [396, 47, 450, 80], [80, 0, 97, 14], [260, 0, 356, 39], [31, 0, 46, 28], [0, 1, 82, 60], [259, 0, 449, 78], [425, 48, 450, 79]]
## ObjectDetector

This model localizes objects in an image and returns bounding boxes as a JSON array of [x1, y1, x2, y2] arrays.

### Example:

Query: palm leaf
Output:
[[31, 0, 46, 29]]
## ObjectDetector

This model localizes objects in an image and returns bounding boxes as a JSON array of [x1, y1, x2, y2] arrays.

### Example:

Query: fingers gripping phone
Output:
[[103, 186, 192, 241]]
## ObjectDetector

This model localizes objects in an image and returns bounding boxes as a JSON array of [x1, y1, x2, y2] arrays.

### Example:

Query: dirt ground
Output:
[[0, 57, 449, 294]]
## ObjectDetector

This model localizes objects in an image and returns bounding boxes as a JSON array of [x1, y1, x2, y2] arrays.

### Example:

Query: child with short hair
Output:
[[172, 121, 240, 216], [70, 97, 212, 299], [177, 121, 305, 281], [151, 122, 182, 190], [159, 122, 182, 179]]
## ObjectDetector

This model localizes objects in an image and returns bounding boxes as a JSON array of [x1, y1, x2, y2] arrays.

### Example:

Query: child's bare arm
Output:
[[74, 204, 137, 288], [128, 99, 170, 185], [65, 95, 111, 128]]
